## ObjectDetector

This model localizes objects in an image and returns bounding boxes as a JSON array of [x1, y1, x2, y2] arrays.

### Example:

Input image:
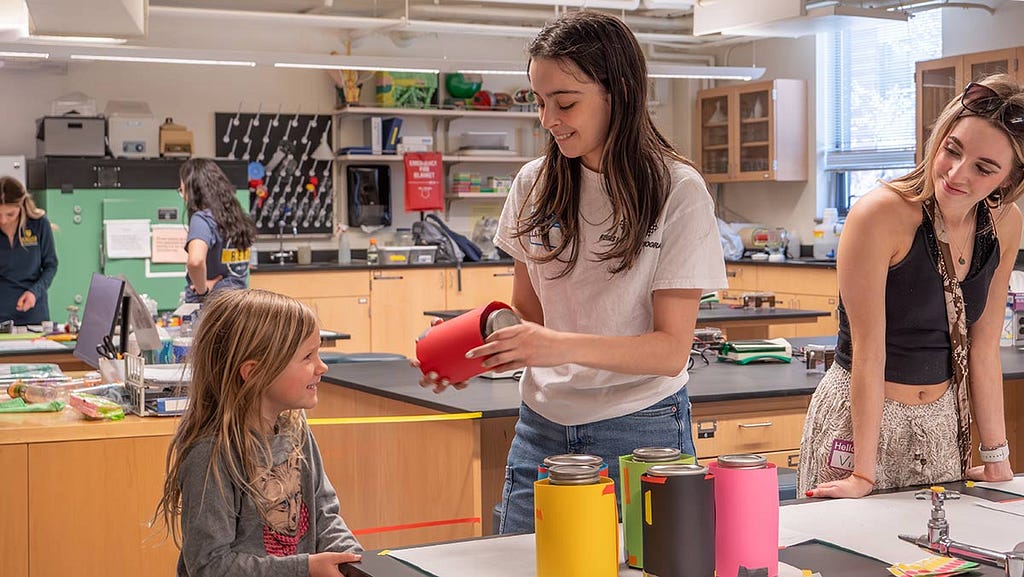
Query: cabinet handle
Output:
[[726, 270, 738, 278], [737, 421, 773, 429], [372, 270, 403, 281], [787, 454, 800, 468], [696, 419, 718, 439], [493, 272, 515, 277]]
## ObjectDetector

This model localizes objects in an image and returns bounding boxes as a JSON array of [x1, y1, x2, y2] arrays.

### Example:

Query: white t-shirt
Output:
[[494, 157, 728, 425]]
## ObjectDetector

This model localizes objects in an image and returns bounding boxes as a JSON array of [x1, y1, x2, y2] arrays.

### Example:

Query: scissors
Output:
[[97, 335, 119, 360]]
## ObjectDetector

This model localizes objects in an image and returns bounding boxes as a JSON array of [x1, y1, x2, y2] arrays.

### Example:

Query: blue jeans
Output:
[[497, 387, 695, 534]]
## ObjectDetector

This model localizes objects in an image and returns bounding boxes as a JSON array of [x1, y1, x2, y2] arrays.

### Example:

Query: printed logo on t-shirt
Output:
[[221, 245, 250, 278], [828, 438, 855, 471], [528, 220, 562, 251], [19, 229, 38, 247]]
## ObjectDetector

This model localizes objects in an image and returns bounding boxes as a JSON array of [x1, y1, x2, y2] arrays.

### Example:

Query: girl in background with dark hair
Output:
[[421, 10, 727, 534], [180, 158, 258, 303], [0, 176, 57, 324]]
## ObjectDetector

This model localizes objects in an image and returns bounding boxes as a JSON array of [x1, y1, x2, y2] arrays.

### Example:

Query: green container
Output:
[[619, 448, 694, 569]]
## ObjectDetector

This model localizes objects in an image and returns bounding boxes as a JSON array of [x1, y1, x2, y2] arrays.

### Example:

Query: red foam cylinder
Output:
[[415, 301, 512, 383]]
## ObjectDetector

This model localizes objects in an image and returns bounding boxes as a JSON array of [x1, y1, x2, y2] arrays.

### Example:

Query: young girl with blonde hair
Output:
[[155, 289, 361, 576]]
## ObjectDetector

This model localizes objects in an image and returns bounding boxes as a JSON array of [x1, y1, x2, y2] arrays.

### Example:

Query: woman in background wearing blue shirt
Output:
[[180, 159, 257, 303], [0, 176, 57, 325]]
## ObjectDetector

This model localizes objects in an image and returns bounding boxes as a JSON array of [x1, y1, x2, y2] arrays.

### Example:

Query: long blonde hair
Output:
[[154, 289, 319, 546], [885, 73, 1024, 208], [0, 176, 46, 239]]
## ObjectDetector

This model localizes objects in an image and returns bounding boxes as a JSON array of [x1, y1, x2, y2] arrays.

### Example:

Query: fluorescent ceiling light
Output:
[[274, 62, 439, 74], [647, 63, 766, 80], [0, 50, 49, 59], [30, 34, 127, 44], [454, 69, 528, 76], [70, 54, 256, 67]]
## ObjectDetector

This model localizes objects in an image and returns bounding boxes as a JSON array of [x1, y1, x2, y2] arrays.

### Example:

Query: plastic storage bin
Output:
[[379, 245, 438, 265]]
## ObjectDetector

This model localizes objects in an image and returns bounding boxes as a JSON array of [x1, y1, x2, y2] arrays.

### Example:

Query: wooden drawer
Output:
[[724, 264, 758, 291], [691, 396, 809, 459], [250, 270, 370, 298], [762, 448, 801, 470], [757, 266, 837, 297]]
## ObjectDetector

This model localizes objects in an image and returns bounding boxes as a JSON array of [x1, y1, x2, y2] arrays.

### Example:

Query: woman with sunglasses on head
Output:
[[180, 158, 257, 304], [420, 11, 727, 533], [800, 74, 1024, 499]]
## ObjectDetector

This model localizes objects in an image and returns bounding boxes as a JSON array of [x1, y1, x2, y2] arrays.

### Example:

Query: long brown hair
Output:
[[885, 73, 1024, 208], [154, 289, 319, 546], [515, 10, 694, 278], [180, 158, 257, 248], [0, 176, 46, 238]]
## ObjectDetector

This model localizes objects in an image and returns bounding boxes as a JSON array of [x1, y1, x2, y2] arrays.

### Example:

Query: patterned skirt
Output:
[[797, 363, 960, 493]]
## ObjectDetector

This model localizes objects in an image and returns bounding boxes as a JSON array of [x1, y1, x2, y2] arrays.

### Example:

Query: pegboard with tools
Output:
[[215, 110, 334, 236]]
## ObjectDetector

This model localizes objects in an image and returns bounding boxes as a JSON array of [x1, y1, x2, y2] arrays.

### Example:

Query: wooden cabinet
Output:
[[444, 265, 515, 310], [253, 264, 515, 357], [691, 396, 810, 465], [250, 270, 372, 353], [719, 263, 839, 338], [916, 47, 1024, 161], [29, 436, 178, 577], [719, 262, 759, 305], [370, 268, 447, 358], [696, 79, 807, 183], [0, 445, 27, 577]]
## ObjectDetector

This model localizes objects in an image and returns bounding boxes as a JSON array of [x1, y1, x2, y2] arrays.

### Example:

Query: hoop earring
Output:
[[989, 188, 1005, 207]]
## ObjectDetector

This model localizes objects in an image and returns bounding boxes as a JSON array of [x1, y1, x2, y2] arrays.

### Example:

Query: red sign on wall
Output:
[[404, 152, 444, 211]]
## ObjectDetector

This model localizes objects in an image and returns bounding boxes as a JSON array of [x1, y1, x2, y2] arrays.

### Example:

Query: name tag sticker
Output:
[[828, 438, 855, 471]]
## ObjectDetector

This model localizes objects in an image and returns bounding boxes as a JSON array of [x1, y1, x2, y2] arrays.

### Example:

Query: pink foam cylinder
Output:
[[415, 301, 511, 383], [708, 461, 779, 577]]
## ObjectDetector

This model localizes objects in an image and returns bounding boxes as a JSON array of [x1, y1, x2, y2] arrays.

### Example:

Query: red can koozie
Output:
[[415, 301, 515, 383]]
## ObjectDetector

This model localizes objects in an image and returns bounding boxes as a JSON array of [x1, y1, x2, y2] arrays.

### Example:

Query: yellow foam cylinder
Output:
[[534, 476, 619, 577]]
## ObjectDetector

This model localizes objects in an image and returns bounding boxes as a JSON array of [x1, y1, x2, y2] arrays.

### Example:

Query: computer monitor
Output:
[[73, 273, 125, 369], [73, 273, 162, 369]]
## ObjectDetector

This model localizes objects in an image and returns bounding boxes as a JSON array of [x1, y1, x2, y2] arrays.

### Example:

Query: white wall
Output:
[[0, 13, 681, 254], [684, 3, 1024, 244]]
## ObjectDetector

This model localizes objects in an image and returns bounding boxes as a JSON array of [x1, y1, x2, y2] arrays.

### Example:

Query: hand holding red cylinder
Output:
[[415, 301, 520, 385]]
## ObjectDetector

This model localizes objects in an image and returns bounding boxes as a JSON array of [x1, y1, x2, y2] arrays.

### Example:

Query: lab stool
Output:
[[320, 351, 407, 364]]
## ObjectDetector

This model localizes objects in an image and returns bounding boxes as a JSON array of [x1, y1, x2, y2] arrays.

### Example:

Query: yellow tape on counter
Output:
[[307, 412, 482, 426]]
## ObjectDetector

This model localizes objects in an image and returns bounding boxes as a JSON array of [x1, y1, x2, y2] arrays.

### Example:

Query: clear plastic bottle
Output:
[[812, 208, 841, 260], [7, 381, 70, 404], [337, 225, 352, 265], [367, 237, 380, 265]]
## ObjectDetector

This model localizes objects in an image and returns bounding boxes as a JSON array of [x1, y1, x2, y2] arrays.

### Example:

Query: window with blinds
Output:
[[825, 11, 942, 213]]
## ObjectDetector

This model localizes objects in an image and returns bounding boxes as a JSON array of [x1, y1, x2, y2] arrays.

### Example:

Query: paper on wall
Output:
[[151, 225, 188, 263], [104, 219, 151, 259], [780, 491, 1023, 565]]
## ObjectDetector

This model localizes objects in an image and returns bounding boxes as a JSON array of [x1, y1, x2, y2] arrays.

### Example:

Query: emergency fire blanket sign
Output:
[[404, 152, 444, 211]]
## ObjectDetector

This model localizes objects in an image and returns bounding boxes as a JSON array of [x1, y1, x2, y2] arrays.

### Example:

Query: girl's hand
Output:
[[411, 358, 470, 394], [309, 551, 362, 576], [16, 291, 35, 312], [468, 321, 563, 373], [804, 475, 874, 499], [966, 461, 1014, 483]]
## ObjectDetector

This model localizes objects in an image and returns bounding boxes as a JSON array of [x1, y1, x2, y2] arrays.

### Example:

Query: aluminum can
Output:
[[620, 447, 695, 568], [709, 454, 779, 577], [641, 464, 715, 577], [538, 453, 608, 480], [484, 307, 520, 337], [535, 463, 618, 577]]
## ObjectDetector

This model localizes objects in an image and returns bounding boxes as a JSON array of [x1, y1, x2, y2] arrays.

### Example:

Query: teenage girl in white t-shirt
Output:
[[419, 11, 728, 534]]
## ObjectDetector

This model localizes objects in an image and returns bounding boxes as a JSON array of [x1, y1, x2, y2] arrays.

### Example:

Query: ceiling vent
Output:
[[25, 0, 147, 39], [693, 0, 907, 37]]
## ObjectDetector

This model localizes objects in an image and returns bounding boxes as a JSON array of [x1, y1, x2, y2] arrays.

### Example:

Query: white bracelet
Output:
[[979, 441, 1010, 463]]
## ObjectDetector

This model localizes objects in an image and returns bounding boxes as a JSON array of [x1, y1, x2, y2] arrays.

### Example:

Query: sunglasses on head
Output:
[[960, 82, 1024, 137]]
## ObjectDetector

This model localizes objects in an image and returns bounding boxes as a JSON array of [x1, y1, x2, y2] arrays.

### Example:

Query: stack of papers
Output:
[[717, 338, 792, 364], [887, 556, 978, 577]]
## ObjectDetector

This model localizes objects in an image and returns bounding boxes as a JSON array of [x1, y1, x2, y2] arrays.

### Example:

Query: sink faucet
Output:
[[899, 487, 1024, 577], [270, 210, 296, 265]]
